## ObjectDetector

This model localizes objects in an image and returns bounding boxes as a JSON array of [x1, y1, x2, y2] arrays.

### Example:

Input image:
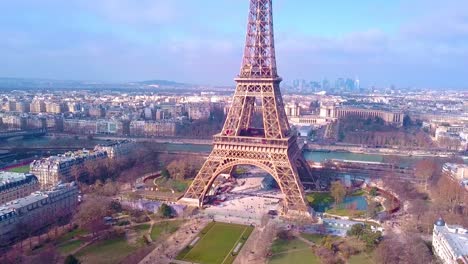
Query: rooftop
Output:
[[434, 223, 468, 260], [0, 182, 77, 220], [0, 172, 37, 191], [30, 149, 106, 167]]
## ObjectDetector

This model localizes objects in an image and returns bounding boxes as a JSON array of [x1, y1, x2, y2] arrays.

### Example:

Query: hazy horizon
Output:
[[1, 0, 468, 89]]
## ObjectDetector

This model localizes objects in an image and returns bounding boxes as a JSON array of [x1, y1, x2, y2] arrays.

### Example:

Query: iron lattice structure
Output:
[[181, 0, 317, 218]]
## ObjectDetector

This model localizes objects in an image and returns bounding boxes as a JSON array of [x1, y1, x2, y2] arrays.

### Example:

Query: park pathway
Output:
[[233, 219, 278, 264], [138, 218, 209, 264]]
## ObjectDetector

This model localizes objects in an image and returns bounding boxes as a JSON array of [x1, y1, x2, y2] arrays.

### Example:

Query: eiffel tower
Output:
[[180, 0, 317, 218]]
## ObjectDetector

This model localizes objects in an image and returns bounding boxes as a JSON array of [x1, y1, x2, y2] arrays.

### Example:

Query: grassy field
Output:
[[300, 233, 324, 244], [7, 165, 30, 173], [268, 238, 319, 264], [306, 192, 334, 211], [177, 222, 254, 264], [57, 239, 83, 255], [349, 252, 375, 264], [134, 224, 150, 233], [76, 236, 138, 264], [326, 207, 366, 218], [57, 228, 87, 244], [151, 220, 184, 241]]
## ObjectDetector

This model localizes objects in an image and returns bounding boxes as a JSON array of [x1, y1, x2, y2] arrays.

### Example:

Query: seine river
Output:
[[156, 143, 391, 163], [3, 136, 461, 166]]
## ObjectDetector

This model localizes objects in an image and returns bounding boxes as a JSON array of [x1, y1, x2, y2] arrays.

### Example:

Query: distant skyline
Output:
[[1, 0, 467, 89]]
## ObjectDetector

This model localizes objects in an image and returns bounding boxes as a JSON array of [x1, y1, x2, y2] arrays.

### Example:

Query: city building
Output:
[[285, 103, 301, 117], [4, 101, 17, 112], [63, 119, 99, 135], [319, 104, 404, 126], [26, 116, 46, 130], [443, 163, 468, 181], [0, 172, 39, 205], [15, 101, 31, 113], [96, 120, 121, 135], [289, 115, 330, 126], [0, 182, 79, 246], [45, 101, 64, 114], [187, 103, 211, 120], [94, 140, 134, 159], [129, 120, 176, 137], [433, 218, 468, 264], [443, 163, 468, 191], [88, 106, 106, 118], [30, 100, 46, 113], [30, 149, 107, 189], [0, 114, 27, 130]]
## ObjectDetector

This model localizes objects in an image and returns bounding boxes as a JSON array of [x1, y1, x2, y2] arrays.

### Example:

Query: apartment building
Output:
[[0, 172, 39, 205], [0, 182, 79, 246], [30, 150, 107, 189], [94, 140, 134, 159], [433, 218, 468, 264]]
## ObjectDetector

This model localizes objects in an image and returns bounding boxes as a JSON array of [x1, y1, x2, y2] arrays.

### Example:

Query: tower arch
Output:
[[179, 0, 317, 219]]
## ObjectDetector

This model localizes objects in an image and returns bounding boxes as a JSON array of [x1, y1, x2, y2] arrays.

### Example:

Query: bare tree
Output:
[[74, 195, 111, 237], [330, 181, 346, 205], [414, 158, 437, 190]]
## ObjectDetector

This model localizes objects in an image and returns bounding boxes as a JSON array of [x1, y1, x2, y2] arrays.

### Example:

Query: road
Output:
[[139, 218, 209, 264], [233, 217, 278, 264]]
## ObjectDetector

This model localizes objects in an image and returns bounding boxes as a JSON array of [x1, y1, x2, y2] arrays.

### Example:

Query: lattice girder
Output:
[[221, 80, 290, 139], [241, 0, 277, 78], [182, 141, 310, 213], [181, 0, 317, 219]]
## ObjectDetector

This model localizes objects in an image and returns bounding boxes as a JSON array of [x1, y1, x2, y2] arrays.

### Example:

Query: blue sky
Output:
[[1, 0, 467, 89]]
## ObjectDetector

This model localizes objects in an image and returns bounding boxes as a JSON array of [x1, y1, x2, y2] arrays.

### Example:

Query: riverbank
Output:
[[305, 143, 461, 158], [2, 135, 465, 166]]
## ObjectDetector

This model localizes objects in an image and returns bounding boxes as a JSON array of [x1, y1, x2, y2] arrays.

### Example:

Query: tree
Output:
[[161, 168, 170, 179], [330, 181, 346, 205], [347, 224, 382, 249], [374, 235, 403, 264], [109, 200, 123, 214], [366, 201, 379, 219], [320, 236, 335, 250], [74, 196, 110, 236], [403, 115, 413, 128], [158, 203, 174, 218], [28, 245, 59, 264], [347, 224, 364, 238], [277, 230, 293, 241], [64, 254, 80, 264], [414, 158, 437, 190]]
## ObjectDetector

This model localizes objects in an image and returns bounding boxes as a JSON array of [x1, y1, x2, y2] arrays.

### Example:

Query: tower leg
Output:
[[180, 151, 313, 220]]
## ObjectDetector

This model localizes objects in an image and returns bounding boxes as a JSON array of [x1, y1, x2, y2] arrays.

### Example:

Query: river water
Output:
[[1, 137, 422, 165]]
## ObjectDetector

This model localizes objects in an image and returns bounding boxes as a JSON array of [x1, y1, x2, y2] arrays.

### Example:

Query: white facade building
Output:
[[0, 172, 39, 204], [0, 182, 79, 246], [433, 218, 468, 264]]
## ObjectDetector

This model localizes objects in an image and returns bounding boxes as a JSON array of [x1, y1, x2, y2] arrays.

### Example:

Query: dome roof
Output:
[[435, 217, 445, 227]]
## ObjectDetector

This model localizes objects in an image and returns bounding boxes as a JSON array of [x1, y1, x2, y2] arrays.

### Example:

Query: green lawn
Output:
[[7, 165, 30, 173], [349, 252, 374, 264], [150, 220, 184, 241], [57, 239, 83, 255], [326, 208, 366, 218], [57, 228, 87, 244], [268, 238, 319, 264], [177, 222, 253, 264], [134, 224, 150, 234], [300, 233, 324, 244], [306, 192, 334, 211], [350, 189, 366, 196], [75, 236, 138, 264]]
